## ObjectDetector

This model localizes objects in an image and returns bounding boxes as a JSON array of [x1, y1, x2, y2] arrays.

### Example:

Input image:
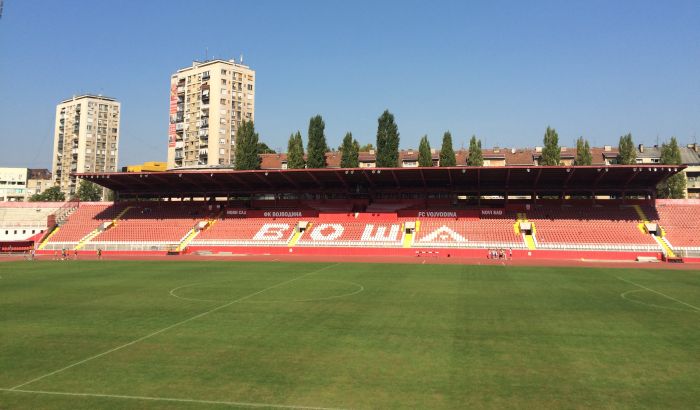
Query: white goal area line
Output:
[[616, 276, 700, 312], [8, 263, 339, 391], [0, 387, 345, 410]]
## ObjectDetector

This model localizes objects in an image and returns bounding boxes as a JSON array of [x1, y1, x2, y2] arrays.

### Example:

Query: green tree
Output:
[[29, 186, 65, 202], [306, 115, 327, 168], [234, 120, 260, 170], [376, 110, 400, 167], [418, 135, 432, 167], [286, 131, 305, 169], [617, 133, 636, 165], [340, 132, 360, 168], [257, 142, 276, 154], [75, 179, 102, 201], [359, 143, 374, 152], [467, 135, 484, 166], [575, 137, 592, 165], [660, 136, 682, 165], [657, 137, 686, 199], [439, 131, 456, 166], [540, 126, 560, 166]]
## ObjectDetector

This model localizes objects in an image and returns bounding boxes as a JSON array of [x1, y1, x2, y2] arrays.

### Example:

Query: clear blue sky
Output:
[[0, 0, 698, 168]]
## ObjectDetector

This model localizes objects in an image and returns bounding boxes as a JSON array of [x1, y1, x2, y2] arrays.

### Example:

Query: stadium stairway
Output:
[[514, 213, 537, 250], [287, 223, 306, 247], [176, 227, 200, 252], [37, 226, 61, 250], [402, 221, 415, 248], [633, 205, 677, 259], [75, 206, 133, 250], [177, 212, 221, 252]]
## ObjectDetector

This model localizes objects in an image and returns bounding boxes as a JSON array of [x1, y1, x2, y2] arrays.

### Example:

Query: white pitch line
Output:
[[170, 279, 365, 304], [9, 263, 339, 390], [616, 276, 700, 312], [620, 289, 696, 313], [0, 388, 345, 410]]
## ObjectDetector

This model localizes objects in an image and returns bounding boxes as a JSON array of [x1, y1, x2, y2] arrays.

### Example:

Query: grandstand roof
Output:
[[78, 165, 683, 198]]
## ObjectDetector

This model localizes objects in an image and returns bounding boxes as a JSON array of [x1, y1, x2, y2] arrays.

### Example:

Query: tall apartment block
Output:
[[52, 95, 120, 196], [167, 59, 255, 169]]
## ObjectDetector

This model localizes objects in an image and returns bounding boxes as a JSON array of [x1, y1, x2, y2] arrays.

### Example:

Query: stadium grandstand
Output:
[[0, 164, 691, 263]]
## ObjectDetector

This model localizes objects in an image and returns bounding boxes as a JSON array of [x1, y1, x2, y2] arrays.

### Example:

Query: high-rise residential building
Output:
[[52, 95, 120, 196], [167, 59, 255, 169]]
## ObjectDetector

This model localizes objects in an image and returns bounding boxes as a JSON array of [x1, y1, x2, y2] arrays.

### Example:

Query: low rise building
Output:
[[0, 168, 52, 201]]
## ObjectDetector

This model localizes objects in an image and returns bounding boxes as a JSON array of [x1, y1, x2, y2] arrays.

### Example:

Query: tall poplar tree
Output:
[[306, 115, 327, 168], [418, 135, 432, 167], [439, 131, 456, 166], [234, 120, 260, 170], [657, 136, 686, 198], [617, 133, 636, 165], [286, 131, 305, 169], [575, 136, 592, 165], [540, 126, 561, 166], [376, 110, 400, 167], [467, 135, 484, 166], [340, 132, 360, 168]]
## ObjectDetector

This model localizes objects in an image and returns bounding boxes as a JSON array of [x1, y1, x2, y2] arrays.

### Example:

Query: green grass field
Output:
[[0, 260, 699, 409]]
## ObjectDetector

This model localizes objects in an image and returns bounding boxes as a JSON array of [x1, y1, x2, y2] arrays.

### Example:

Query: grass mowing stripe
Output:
[[9, 263, 339, 391], [0, 388, 345, 410], [615, 276, 700, 312]]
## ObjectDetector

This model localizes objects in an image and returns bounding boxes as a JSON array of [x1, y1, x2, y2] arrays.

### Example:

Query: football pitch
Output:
[[1, 260, 699, 409]]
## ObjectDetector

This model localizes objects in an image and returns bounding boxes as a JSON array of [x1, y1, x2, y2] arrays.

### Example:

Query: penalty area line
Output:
[[615, 276, 700, 312], [9, 263, 339, 391], [0, 388, 345, 410]]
